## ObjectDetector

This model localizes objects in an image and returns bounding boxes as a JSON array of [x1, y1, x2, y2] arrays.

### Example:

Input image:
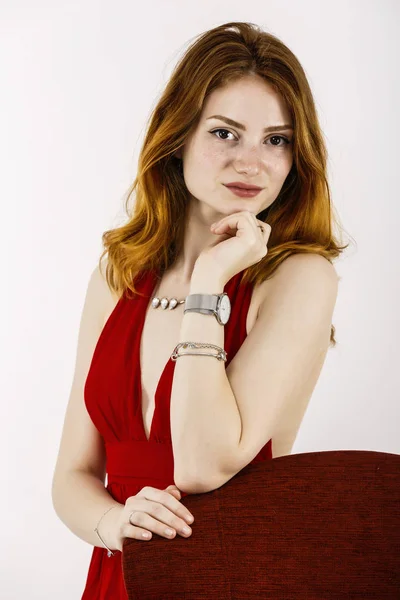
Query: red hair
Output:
[[99, 22, 353, 346]]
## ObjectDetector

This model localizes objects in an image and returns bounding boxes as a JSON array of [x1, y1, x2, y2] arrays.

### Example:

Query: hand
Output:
[[104, 484, 194, 551], [197, 210, 271, 284]]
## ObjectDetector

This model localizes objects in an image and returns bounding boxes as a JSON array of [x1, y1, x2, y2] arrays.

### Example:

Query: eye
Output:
[[209, 129, 291, 147], [209, 128, 236, 141], [268, 135, 291, 147]]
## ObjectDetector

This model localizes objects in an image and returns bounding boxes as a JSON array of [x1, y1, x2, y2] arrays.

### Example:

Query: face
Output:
[[179, 75, 294, 220]]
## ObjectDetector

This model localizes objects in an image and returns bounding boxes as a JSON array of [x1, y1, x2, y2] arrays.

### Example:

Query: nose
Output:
[[233, 146, 261, 176]]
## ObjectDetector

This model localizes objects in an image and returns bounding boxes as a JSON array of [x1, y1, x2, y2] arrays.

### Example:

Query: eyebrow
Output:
[[206, 114, 294, 133]]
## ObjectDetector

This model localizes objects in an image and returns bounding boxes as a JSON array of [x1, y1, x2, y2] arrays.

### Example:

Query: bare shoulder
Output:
[[94, 258, 122, 325], [257, 253, 338, 310], [275, 252, 338, 276], [254, 253, 338, 457], [52, 259, 119, 483]]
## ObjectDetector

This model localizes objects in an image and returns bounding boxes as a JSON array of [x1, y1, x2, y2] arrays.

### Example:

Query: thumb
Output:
[[165, 484, 181, 498]]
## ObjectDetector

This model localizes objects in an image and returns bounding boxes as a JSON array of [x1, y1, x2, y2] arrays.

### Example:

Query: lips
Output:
[[224, 182, 263, 191], [224, 185, 262, 198]]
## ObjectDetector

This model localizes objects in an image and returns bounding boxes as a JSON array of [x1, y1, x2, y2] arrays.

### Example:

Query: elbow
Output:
[[51, 469, 71, 512], [174, 471, 209, 495], [174, 470, 230, 495], [174, 474, 196, 495]]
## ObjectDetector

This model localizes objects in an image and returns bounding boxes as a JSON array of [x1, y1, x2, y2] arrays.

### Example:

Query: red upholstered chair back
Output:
[[122, 450, 400, 599]]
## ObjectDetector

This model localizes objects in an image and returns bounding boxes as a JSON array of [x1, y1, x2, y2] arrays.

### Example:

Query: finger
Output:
[[144, 499, 193, 536], [255, 221, 271, 239], [167, 484, 181, 491], [211, 210, 255, 227], [166, 485, 181, 497], [131, 511, 192, 540], [126, 520, 153, 540], [212, 224, 237, 237], [168, 489, 181, 499], [158, 490, 194, 524], [211, 220, 244, 236], [212, 212, 255, 234], [140, 486, 184, 514]]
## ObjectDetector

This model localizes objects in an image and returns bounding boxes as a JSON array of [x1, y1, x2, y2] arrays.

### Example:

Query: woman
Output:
[[52, 21, 348, 599]]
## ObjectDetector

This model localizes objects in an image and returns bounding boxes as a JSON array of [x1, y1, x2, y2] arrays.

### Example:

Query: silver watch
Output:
[[184, 293, 231, 325]]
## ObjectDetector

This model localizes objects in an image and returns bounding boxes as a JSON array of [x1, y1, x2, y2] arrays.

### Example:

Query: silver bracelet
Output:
[[94, 505, 118, 557], [171, 341, 227, 362]]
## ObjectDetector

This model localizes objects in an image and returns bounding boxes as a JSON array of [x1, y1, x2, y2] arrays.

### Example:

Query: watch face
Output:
[[219, 294, 231, 324]]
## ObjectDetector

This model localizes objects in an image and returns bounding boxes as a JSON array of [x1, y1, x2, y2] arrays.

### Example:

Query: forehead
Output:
[[201, 77, 292, 126]]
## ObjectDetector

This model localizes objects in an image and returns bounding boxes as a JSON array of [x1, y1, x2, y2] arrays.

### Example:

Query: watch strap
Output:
[[184, 293, 220, 313]]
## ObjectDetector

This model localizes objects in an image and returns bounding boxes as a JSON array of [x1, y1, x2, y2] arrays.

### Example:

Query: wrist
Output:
[[191, 260, 227, 293], [97, 504, 123, 552]]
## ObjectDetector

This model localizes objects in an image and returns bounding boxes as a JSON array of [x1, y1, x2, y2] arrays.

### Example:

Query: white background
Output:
[[1, 1, 399, 598]]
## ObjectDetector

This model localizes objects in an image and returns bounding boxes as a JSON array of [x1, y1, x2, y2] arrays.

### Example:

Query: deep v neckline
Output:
[[135, 268, 238, 442], [136, 268, 171, 442]]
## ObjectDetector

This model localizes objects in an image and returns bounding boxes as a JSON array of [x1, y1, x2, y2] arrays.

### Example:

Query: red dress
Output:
[[81, 268, 273, 599]]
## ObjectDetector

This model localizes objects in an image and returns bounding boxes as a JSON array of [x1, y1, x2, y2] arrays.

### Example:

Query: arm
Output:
[[52, 469, 122, 550], [171, 254, 339, 494], [171, 265, 242, 492], [51, 261, 122, 550]]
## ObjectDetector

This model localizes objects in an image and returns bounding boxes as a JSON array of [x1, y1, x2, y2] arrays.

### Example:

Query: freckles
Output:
[[202, 149, 224, 165]]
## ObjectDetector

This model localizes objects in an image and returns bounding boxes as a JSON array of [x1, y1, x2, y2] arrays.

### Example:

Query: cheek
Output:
[[200, 147, 226, 167], [267, 156, 293, 179]]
